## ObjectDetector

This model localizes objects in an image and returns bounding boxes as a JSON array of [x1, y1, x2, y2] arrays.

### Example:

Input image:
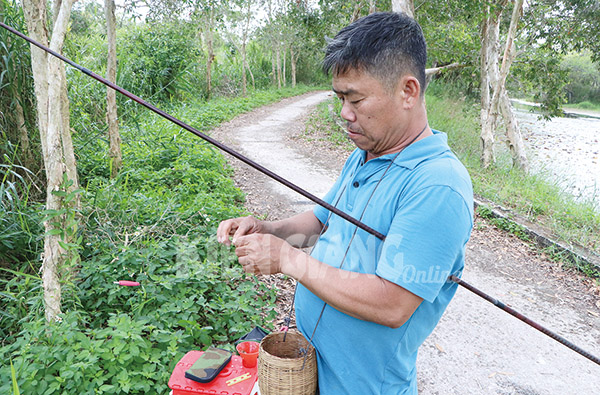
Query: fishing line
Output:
[[3, 22, 598, 367]]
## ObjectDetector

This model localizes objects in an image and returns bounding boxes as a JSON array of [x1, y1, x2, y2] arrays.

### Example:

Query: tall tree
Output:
[[226, 0, 257, 96], [480, 0, 529, 170], [193, 0, 222, 99], [22, 0, 79, 322], [391, 0, 414, 17], [105, 0, 121, 178]]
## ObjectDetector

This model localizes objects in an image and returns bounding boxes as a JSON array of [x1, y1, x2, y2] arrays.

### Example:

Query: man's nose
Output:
[[340, 102, 356, 123]]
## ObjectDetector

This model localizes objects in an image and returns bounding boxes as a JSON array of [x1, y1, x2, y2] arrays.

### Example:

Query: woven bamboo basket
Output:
[[257, 331, 317, 395]]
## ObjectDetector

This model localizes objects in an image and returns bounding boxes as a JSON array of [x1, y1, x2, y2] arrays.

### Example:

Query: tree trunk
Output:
[[240, 0, 252, 96], [206, 26, 214, 99], [52, 0, 79, 202], [59, 66, 79, 205], [496, 0, 528, 171], [499, 89, 529, 171], [479, 3, 504, 169], [282, 45, 287, 87], [480, 7, 495, 168], [368, 0, 376, 13], [351, 0, 363, 22], [267, 0, 276, 86], [23, 0, 77, 323], [241, 42, 248, 96], [105, 0, 121, 178], [23, 0, 49, 166], [290, 46, 297, 88], [391, 0, 414, 18], [276, 43, 282, 89], [480, 0, 528, 171], [246, 61, 255, 90], [270, 51, 276, 85]]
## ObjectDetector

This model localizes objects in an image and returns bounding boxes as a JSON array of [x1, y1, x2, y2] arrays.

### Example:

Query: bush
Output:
[[561, 52, 600, 105], [0, 163, 43, 267], [1, 84, 317, 394], [117, 22, 201, 103], [573, 101, 598, 110]]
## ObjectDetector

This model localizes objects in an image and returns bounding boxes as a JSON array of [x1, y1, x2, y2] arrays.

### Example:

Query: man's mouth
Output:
[[346, 125, 362, 137], [346, 130, 363, 140]]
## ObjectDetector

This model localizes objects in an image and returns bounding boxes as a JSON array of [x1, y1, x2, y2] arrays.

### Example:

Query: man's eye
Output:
[[350, 99, 362, 104]]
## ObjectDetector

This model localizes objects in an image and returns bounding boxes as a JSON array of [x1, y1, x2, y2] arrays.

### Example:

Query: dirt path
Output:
[[209, 91, 600, 394]]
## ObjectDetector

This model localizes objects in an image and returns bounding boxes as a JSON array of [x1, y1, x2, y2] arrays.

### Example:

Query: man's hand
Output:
[[216, 216, 266, 246], [232, 233, 293, 275]]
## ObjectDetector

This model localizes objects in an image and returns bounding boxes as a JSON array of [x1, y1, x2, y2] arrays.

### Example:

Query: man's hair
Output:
[[323, 12, 427, 94]]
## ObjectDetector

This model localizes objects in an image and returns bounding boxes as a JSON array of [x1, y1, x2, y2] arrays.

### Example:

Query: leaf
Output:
[[10, 360, 20, 395], [46, 229, 64, 236]]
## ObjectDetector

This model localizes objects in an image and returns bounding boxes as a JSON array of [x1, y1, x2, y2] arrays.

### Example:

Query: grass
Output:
[[428, 91, 600, 255], [564, 101, 600, 112], [305, 83, 600, 260]]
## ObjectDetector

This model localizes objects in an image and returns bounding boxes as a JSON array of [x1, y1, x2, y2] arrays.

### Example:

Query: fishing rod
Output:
[[0, 21, 383, 241], [3, 22, 599, 367]]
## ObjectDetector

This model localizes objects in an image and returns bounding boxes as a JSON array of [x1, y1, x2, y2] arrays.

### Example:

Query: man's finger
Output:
[[232, 219, 256, 243], [217, 219, 239, 245]]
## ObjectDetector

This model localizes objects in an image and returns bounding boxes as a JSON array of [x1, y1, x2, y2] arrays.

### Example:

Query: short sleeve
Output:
[[376, 185, 473, 303]]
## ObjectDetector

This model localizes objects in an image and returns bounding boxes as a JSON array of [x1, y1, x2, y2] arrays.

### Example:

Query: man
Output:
[[217, 12, 473, 394]]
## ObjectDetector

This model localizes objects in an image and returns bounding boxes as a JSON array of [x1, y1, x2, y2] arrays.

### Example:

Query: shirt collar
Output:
[[359, 130, 450, 170]]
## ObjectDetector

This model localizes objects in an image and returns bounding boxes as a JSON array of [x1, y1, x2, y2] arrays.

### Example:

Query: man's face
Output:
[[332, 68, 409, 159]]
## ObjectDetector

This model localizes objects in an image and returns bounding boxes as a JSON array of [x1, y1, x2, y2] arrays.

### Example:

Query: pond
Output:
[[514, 106, 600, 208]]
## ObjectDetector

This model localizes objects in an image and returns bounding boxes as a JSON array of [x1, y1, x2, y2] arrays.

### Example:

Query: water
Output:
[[514, 108, 600, 207]]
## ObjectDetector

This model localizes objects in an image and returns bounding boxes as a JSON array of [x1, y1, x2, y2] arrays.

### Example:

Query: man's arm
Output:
[[232, 233, 423, 328], [217, 210, 323, 248]]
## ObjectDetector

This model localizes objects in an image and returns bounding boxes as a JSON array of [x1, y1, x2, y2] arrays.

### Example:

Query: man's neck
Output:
[[365, 125, 432, 162]]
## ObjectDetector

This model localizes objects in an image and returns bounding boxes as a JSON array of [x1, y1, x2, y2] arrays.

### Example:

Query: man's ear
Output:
[[397, 75, 421, 109]]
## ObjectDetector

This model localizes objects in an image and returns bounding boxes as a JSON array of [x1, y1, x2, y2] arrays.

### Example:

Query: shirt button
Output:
[[353, 181, 359, 188]]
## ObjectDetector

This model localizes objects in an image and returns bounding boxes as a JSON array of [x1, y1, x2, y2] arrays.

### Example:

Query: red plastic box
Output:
[[168, 350, 258, 395]]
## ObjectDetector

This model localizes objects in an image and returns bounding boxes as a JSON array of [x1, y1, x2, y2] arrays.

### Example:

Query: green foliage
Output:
[[0, 0, 40, 173], [511, 50, 569, 118], [10, 359, 20, 395], [561, 52, 600, 104], [117, 22, 201, 103], [476, 206, 531, 241], [2, 313, 195, 394], [571, 101, 598, 110], [0, 161, 43, 266], [0, 237, 275, 394], [303, 98, 354, 150], [65, 30, 110, 133], [1, 84, 316, 394]]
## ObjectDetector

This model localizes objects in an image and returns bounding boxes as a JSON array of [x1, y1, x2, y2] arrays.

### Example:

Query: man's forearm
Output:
[[280, 247, 423, 328], [264, 210, 323, 248]]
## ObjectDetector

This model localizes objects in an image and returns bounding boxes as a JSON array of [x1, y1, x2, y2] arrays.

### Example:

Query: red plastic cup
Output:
[[236, 341, 260, 368]]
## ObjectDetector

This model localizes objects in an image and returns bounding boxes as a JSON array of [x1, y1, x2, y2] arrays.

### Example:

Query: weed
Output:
[[0, 85, 312, 393], [476, 206, 531, 241]]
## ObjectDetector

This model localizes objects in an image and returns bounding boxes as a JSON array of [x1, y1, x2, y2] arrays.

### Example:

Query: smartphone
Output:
[[185, 347, 232, 383]]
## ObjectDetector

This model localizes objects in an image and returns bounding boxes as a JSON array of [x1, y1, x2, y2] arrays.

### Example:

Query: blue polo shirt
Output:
[[295, 131, 473, 394]]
